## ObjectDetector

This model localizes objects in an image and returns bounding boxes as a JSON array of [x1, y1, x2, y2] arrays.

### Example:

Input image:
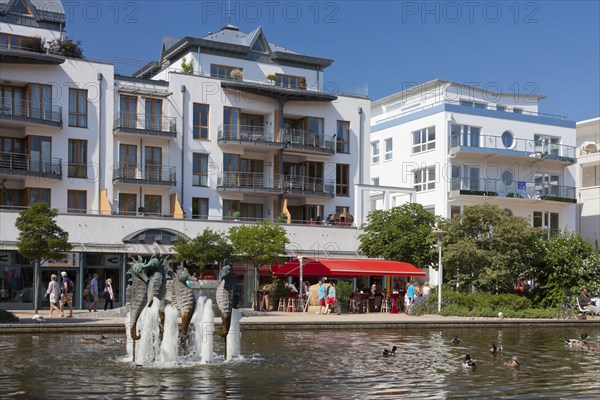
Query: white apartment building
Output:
[[0, 0, 370, 309], [576, 117, 600, 249], [371, 79, 578, 284]]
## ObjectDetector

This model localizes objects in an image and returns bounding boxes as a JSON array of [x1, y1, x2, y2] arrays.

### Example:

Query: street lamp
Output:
[[432, 229, 446, 313]]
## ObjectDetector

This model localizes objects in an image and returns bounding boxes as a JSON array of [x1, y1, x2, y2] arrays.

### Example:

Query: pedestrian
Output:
[[89, 273, 99, 312], [316, 280, 326, 314], [103, 278, 115, 310], [59, 271, 74, 318], [44, 274, 61, 317], [324, 281, 336, 314]]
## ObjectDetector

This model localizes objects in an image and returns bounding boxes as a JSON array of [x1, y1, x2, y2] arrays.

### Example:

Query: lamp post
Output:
[[432, 229, 446, 313]]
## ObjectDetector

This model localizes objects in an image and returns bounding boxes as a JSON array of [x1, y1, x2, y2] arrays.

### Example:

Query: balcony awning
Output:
[[272, 258, 426, 278]]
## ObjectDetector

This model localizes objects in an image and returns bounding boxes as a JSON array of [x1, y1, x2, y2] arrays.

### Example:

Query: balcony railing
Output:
[[0, 151, 62, 178], [112, 162, 176, 185], [113, 112, 177, 137], [277, 174, 335, 196], [217, 124, 276, 143], [281, 129, 336, 153], [449, 133, 576, 162], [450, 177, 576, 203], [0, 98, 62, 126]]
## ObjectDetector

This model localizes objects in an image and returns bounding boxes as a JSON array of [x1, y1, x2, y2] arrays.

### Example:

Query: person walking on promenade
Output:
[[45, 274, 61, 317], [59, 271, 74, 318], [89, 273, 99, 312], [103, 278, 115, 311], [316, 280, 326, 314]]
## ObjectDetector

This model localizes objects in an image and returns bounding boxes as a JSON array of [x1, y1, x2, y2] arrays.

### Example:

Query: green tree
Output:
[[358, 203, 439, 268], [172, 228, 233, 274], [537, 230, 600, 306], [442, 204, 542, 293], [15, 203, 72, 313]]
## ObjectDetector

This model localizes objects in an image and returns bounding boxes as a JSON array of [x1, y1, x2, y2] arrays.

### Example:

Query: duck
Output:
[[451, 336, 461, 345], [504, 355, 520, 369], [383, 346, 397, 356], [462, 353, 477, 369], [565, 333, 589, 347], [489, 343, 503, 354], [81, 335, 106, 344]]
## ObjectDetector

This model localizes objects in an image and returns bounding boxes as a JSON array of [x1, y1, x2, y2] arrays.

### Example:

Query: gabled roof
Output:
[[0, 0, 65, 23]]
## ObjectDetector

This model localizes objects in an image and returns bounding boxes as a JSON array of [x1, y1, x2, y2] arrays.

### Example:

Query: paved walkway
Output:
[[2, 308, 599, 334]]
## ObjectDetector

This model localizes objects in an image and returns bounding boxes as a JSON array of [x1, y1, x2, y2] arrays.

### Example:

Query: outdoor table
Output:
[[390, 291, 400, 314]]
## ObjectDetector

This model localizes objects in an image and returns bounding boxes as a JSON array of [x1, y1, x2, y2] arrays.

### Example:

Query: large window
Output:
[[336, 164, 350, 196], [193, 153, 209, 187], [371, 141, 380, 164], [210, 64, 243, 79], [336, 121, 350, 153], [193, 103, 209, 139], [412, 126, 436, 153], [118, 193, 136, 215], [192, 197, 209, 220], [67, 190, 86, 213], [144, 195, 161, 216], [68, 139, 87, 178], [384, 138, 393, 161], [68, 89, 88, 128], [414, 166, 436, 192]]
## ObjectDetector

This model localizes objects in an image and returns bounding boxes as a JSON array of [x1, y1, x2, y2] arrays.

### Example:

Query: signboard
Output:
[[43, 253, 80, 267]]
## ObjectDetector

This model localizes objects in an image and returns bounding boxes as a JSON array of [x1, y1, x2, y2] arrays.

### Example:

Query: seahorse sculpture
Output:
[[216, 261, 238, 338]]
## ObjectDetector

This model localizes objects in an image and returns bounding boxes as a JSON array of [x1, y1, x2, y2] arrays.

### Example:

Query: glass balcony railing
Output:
[[450, 177, 576, 203]]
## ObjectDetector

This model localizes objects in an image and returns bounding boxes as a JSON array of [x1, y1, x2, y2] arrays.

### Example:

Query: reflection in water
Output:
[[0, 327, 599, 399]]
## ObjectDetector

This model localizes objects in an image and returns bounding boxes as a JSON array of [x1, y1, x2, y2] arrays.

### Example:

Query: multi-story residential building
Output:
[[370, 79, 578, 284], [575, 117, 600, 249], [0, 1, 370, 309]]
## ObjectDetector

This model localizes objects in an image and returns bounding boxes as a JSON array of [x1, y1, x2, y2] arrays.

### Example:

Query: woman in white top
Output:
[[45, 274, 61, 317]]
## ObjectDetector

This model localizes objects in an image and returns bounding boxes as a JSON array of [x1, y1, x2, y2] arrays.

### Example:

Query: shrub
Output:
[[0, 309, 19, 323]]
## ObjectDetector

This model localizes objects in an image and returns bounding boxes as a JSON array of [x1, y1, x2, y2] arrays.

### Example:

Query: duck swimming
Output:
[[565, 333, 589, 347], [383, 346, 397, 356], [489, 343, 503, 354], [462, 354, 477, 369], [451, 336, 461, 345], [504, 355, 520, 369], [81, 335, 106, 344]]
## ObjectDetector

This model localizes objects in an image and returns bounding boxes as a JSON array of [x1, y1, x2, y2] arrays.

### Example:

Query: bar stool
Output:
[[380, 297, 390, 313], [277, 297, 287, 311]]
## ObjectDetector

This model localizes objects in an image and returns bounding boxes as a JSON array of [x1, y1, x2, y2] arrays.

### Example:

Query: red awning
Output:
[[272, 258, 426, 278]]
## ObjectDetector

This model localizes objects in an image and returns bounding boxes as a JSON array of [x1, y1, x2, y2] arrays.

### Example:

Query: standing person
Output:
[[316, 280, 326, 314], [406, 282, 415, 313], [324, 281, 336, 314], [44, 274, 61, 317], [89, 273, 99, 312], [59, 271, 74, 318], [103, 278, 115, 311]]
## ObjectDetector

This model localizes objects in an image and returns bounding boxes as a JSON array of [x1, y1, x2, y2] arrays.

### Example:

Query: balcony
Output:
[[112, 163, 176, 186], [450, 177, 576, 204], [0, 151, 62, 179], [449, 133, 576, 164], [217, 125, 281, 148], [281, 129, 336, 155], [277, 175, 335, 198], [113, 113, 177, 138], [217, 172, 283, 195], [0, 99, 62, 128]]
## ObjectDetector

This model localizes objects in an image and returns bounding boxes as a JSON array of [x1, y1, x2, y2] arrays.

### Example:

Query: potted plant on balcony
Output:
[[230, 69, 243, 81], [266, 74, 277, 85]]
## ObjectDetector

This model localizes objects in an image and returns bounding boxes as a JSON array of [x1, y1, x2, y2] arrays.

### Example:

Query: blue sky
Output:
[[65, 1, 600, 121]]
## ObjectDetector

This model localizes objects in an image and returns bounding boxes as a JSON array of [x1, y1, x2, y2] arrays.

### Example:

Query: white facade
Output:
[[370, 80, 578, 284], [576, 117, 600, 249]]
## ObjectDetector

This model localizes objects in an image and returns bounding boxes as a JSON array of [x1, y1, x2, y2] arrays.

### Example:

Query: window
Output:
[[276, 74, 306, 89], [192, 197, 209, 220], [371, 141, 380, 164], [144, 195, 161, 216], [412, 126, 436, 153], [414, 166, 436, 192], [210, 64, 243, 79], [67, 190, 86, 213], [193, 103, 209, 139], [501, 131, 514, 148], [68, 139, 87, 178], [27, 188, 50, 206], [193, 153, 209, 187], [336, 121, 350, 153], [118, 193, 137, 215], [451, 124, 480, 147], [336, 164, 350, 196], [384, 138, 393, 161], [68, 89, 88, 128]]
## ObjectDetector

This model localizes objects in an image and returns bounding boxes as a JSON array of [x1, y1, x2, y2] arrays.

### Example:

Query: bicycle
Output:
[[556, 291, 575, 320]]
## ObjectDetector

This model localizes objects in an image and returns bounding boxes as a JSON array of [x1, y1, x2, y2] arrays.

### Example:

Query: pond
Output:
[[1, 326, 599, 399]]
